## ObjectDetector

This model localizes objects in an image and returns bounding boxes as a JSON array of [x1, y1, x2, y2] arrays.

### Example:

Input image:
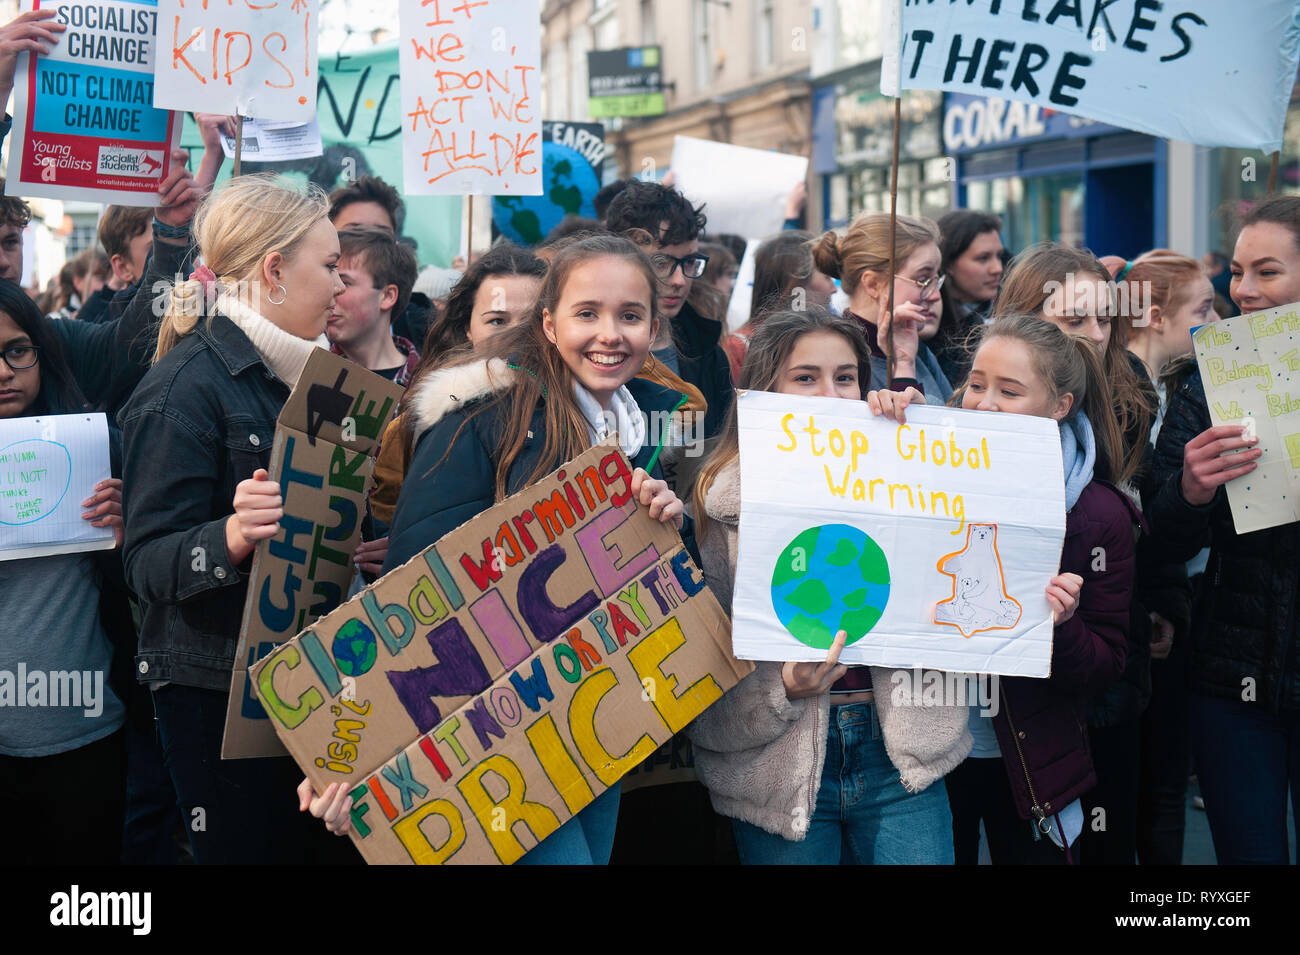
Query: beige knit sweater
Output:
[[686, 458, 973, 841]]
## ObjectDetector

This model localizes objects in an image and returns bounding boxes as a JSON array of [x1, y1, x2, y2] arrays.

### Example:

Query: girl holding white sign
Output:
[[304, 234, 690, 866], [879, 313, 1139, 865], [688, 307, 970, 865], [1146, 195, 1299, 865], [0, 280, 128, 865]]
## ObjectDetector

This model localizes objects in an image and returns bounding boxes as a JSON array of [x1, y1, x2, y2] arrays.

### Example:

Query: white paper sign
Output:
[[153, 0, 320, 121], [669, 136, 808, 241], [0, 414, 115, 561], [732, 391, 1065, 677], [398, 0, 542, 196], [221, 117, 323, 161], [1191, 305, 1300, 534], [725, 239, 760, 333]]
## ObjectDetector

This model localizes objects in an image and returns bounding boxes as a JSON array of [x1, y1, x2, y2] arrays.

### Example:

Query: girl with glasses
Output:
[[811, 213, 953, 405]]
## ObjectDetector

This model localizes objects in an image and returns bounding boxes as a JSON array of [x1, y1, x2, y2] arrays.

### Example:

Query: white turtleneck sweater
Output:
[[217, 293, 328, 389]]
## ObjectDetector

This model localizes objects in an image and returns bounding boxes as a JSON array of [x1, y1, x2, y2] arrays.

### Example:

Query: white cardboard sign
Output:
[[732, 391, 1065, 677], [669, 136, 807, 241]]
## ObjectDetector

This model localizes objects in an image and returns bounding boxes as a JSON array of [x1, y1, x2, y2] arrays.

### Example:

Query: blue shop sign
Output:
[[943, 92, 1125, 155]]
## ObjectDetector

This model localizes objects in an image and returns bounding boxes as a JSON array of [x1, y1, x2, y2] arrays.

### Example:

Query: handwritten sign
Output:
[[222, 350, 403, 759], [153, 0, 320, 121], [669, 136, 808, 241], [249, 438, 749, 863], [398, 0, 542, 196], [1192, 305, 1300, 534], [732, 390, 1065, 677], [5, 0, 182, 205], [885, 0, 1300, 152], [0, 414, 115, 561]]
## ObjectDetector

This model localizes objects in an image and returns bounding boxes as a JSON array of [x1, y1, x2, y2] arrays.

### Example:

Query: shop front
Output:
[[813, 59, 948, 230], [945, 92, 1166, 259]]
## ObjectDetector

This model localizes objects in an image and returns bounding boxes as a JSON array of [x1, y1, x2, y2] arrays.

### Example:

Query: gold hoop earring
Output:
[[267, 283, 287, 306]]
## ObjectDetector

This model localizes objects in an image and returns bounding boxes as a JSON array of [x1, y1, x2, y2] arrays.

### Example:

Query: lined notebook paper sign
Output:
[[0, 414, 115, 561]]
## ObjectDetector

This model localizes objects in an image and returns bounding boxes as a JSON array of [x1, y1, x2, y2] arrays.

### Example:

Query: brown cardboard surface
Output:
[[222, 350, 403, 759], [250, 437, 752, 863]]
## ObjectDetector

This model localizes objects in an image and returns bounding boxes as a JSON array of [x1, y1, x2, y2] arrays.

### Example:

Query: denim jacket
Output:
[[119, 311, 291, 691]]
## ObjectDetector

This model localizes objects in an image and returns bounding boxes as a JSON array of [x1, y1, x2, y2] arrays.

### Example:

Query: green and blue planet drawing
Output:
[[770, 524, 891, 650]]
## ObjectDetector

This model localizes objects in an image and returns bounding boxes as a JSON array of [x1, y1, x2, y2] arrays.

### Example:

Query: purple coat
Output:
[[990, 480, 1141, 824]]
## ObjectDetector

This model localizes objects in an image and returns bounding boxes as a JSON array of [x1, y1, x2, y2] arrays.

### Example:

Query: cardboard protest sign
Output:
[[733, 391, 1066, 677], [669, 136, 807, 241], [180, 44, 464, 268], [491, 120, 605, 245], [153, 0, 320, 121], [398, 0, 542, 196], [883, 0, 1300, 152], [5, 0, 182, 205], [222, 350, 403, 759], [250, 438, 750, 863], [1192, 306, 1300, 534], [0, 414, 115, 561]]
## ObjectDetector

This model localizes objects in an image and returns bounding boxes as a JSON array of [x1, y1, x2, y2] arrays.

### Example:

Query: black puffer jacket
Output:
[[1146, 369, 1300, 712]]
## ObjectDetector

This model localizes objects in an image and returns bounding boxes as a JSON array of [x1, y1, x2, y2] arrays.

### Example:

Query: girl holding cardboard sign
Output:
[[1146, 195, 1300, 865], [303, 233, 690, 866], [882, 313, 1138, 864], [688, 307, 970, 865], [120, 175, 356, 866]]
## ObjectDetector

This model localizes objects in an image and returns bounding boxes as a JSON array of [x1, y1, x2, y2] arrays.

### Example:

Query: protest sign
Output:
[[491, 120, 605, 245], [249, 438, 750, 864], [1192, 306, 1300, 534], [398, 0, 542, 196], [884, 0, 1300, 152], [153, 0, 320, 121], [5, 0, 182, 205], [725, 239, 760, 333], [732, 391, 1066, 677], [220, 117, 323, 162], [222, 349, 403, 759], [180, 44, 463, 267], [669, 136, 808, 241], [0, 414, 114, 561]]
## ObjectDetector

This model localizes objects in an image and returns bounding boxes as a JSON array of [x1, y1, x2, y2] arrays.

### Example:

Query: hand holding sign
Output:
[[866, 386, 926, 425], [1180, 424, 1261, 507], [225, 467, 282, 565], [877, 302, 928, 379], [1045, 573, 1082, 626], [631, 466, 684, 529], [298, 778, 352, 836], [81, 477, 123, 547], [0, 9, 66, 103], [782, 629, 849, 700]]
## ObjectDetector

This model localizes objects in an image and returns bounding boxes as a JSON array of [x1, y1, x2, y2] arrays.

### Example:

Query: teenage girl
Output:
[[1145, 195, 1300, 864], [302, 233, 688, 865], [918, 313, 1139, 864], [688, 306, 971, 865], [1116, 250, 1214, 863], [0, 281, 128, 864], [812, 213, 953, 403], [120, 176, 352, 864]]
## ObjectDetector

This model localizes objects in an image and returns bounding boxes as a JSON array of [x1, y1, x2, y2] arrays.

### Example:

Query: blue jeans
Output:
[[732, 701, 954, 865], [517, 783, 621, 865], [1189, 693, 1300, 864]]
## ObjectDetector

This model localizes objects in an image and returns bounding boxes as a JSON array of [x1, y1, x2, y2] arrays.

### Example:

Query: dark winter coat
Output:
[[1146, 369, 1300, 712], [991, 480, 1139, 822]]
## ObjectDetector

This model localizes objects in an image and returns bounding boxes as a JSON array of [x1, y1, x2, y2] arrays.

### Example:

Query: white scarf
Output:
[[572, 381, 646, 460], [217, 293, 327, 390]]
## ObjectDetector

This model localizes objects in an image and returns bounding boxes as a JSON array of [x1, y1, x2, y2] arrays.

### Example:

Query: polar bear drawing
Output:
[[934, 523, 1022, 637]]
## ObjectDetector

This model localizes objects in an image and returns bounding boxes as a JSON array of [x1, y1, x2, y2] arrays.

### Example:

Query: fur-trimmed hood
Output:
[[405, 356, 514, 439]]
